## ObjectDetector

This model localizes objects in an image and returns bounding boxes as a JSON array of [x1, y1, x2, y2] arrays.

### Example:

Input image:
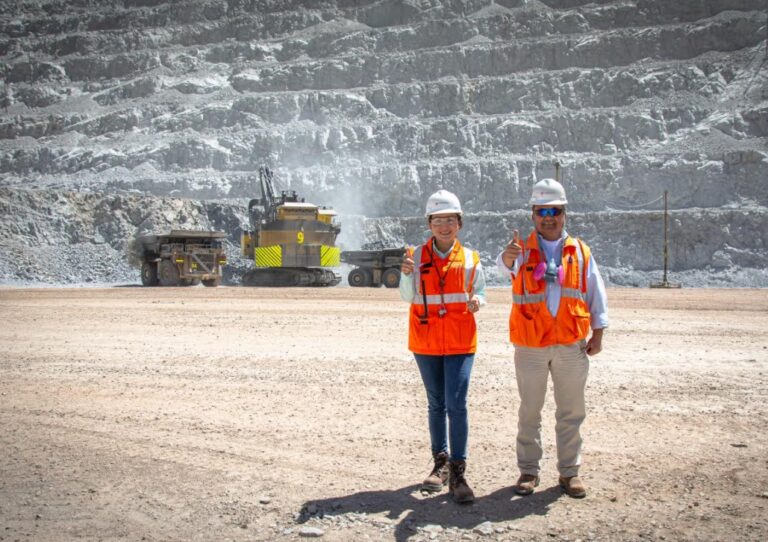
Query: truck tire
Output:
[[382, 268, 401, 288], [141, 262, 159, 286], [348, 268, 371, 287], [158, 260, 180, 286], [202, 278, 221, 287]]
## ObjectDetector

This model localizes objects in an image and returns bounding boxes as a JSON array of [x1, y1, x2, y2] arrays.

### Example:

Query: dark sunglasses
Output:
[[535, 207, 564, 217]]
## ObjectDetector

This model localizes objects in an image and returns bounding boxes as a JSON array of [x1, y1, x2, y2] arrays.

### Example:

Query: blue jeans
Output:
[[414, 353, 475, 461]]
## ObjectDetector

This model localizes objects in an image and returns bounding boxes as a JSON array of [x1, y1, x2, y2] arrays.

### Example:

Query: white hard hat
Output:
[[529, 178, 568, 206], [425, 189, 463, 217]]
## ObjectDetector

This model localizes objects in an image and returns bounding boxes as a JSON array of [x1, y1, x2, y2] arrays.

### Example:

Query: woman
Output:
[[399, 189, 486, 503]]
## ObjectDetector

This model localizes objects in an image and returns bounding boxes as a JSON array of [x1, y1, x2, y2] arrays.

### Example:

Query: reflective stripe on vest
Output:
[[416, 292, 472, 305], [513, 289, 585, 305], [410, 245, 479, 306]]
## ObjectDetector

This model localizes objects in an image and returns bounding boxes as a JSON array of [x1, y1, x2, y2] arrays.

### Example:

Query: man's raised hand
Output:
[[502, 229, 522, 269]]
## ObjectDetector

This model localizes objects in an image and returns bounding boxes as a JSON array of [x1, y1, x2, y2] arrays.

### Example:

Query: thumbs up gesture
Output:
[[501, 230, 522, 269], [401, 246, 415, 276]]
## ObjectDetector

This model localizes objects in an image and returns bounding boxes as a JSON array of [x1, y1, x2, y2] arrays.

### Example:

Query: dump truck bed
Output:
[[138, 230, 226, 247], [135, 230, 227, 287], [341, 248, 405, 288], [340, 248, 404, 268]]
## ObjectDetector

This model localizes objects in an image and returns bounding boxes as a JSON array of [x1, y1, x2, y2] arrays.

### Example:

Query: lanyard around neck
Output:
[[429, 238, 460, 290]]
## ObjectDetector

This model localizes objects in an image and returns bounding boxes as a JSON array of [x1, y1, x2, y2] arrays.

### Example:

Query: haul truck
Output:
[[341, 247, 404, 288], [136, 230, 227, 287]]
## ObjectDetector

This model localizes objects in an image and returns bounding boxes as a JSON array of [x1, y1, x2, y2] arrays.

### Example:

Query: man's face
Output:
[[532, 206, 566, 241]]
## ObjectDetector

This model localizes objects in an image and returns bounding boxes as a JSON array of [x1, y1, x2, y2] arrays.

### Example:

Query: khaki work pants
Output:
[[514, 341, 589, 478]]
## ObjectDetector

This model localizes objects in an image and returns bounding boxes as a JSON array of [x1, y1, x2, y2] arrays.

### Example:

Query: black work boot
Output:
[[422, 451, 449, 492], [448, 460, 475, 503]]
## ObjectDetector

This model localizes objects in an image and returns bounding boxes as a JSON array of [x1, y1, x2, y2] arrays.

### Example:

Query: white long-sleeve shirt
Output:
[[495, 232, 608, 330]]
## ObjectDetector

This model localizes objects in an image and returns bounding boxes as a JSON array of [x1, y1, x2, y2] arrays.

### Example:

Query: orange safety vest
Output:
[[509, 232, 592, 348], [409, 238, 481, 355]]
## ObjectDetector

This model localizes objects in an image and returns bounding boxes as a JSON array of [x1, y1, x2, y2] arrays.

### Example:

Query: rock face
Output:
[[0, 0, 766, 286]]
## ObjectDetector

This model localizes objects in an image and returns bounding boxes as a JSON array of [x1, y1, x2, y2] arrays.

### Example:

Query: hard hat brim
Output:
[[427, 209, 463, 217], [530, 198, 568, 206]]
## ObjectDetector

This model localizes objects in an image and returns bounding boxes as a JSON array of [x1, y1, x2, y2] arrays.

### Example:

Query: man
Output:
[[496, 178, 608, 498]]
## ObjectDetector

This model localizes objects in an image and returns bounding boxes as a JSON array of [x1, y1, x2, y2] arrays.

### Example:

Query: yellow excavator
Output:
[[240, 166, 341, 286]]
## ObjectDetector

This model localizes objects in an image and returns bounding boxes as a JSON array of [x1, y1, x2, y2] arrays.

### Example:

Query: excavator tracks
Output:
[[242, 267, 341, 287]]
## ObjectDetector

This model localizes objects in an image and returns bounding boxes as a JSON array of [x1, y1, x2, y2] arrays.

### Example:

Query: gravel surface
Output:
[[1, 286, 767, 541]]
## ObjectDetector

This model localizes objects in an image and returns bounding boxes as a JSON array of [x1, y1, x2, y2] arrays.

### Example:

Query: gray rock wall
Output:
[[0, 0, 766, 286]]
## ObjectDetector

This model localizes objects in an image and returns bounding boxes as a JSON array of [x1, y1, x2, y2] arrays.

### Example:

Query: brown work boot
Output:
[[448, 460, 475, 503], [513, 474, 540, 496], [422, 451, 449, 492], [559, 475, 586, 498]]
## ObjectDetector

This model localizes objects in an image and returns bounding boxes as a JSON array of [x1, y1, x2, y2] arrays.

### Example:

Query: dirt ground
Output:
[[1, 286, 767, 542]]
